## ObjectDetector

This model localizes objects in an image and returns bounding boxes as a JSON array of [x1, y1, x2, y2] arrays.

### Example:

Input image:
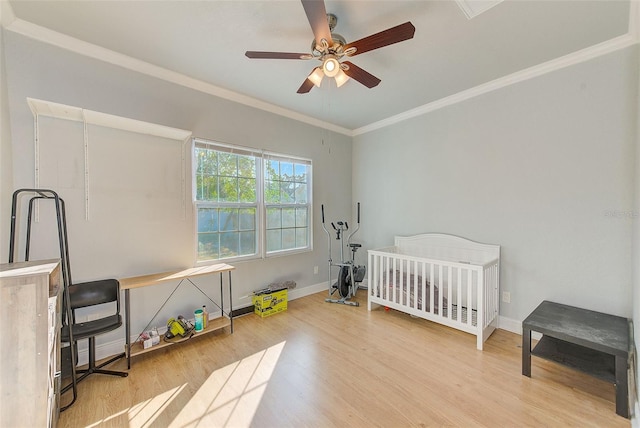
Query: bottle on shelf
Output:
[[202, 305, 208, 329]]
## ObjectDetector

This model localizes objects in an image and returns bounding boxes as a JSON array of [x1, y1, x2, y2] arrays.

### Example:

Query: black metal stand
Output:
[[8, 189, 78, 411]]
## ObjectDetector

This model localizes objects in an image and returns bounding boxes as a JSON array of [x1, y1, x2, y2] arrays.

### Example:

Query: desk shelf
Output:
[[128, 316, 231, 358], [121, 263, 235, 368], [532, 335, 615, 383]]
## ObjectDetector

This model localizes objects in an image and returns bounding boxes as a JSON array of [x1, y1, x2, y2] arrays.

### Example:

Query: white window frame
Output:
[[193, 138, 312, 264]]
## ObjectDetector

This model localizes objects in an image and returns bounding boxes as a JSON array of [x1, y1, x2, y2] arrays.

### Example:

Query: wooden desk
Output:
[[522, 300, 631, 418], [120, 263, 235, 369]]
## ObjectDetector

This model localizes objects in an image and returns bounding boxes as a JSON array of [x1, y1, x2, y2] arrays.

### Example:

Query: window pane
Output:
[[218, 153, 238, 176], [197, 175, 218, 201], [196, 149, 217, 175], [280, 162, 293, 181], [280, 181, 294, 203], [198, 208, 218, 232], [238, 155, 256, 178], [266, 208, 281, 229], [265, 180, 280, 203], [265, 160, 279, 180], [219, 177, 238, 202], [282, 208, 295, 228], [296, 207, 307, 226], [238, 178, 256, 202], [294, 163, 307, 183], [198, 233, 219, 260], [220, 232, 239, 258], [239, 231, 256, 256], [294, 183, 307, 203], [266, 229, 281, 252], [239, 208, 256, 231], [220, 208, 238, 232], [296, 228, 308, 247], [282, 228, 296, 250]]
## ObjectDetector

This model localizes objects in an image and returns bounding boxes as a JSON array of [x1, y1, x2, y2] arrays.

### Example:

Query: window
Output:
[[264, 155, 310, 253], [194, 139, 312, 262]]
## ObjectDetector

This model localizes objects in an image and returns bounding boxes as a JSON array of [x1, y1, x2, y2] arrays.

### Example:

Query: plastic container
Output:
[[194, 309, 204, 332]]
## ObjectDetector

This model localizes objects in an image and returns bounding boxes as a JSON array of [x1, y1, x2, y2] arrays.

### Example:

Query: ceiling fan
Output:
[[245, 0, 416, 93]]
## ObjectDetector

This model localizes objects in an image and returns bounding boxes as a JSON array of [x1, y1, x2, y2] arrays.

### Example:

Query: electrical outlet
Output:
[[502, 291, 510, 303], [314, 266, 319, 275]]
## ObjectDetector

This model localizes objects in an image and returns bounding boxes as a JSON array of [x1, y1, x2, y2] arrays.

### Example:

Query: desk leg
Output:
[[219, 272, 224, 320], [229, 271, 233, 334], [125, 289, 131, 370], [522, 327, 531, 377], [615, 355, 629, 418]]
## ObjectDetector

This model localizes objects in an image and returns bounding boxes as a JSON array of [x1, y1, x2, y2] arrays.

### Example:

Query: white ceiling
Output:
[[4, 0, 634, 134]]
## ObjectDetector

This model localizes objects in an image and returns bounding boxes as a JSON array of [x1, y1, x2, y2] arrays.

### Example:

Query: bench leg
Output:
[[522, 327, 531, 377], [615, 355, 629, 418]]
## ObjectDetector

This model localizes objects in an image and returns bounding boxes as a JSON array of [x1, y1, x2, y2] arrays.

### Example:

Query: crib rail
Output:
[[368, 246, 499, 349]]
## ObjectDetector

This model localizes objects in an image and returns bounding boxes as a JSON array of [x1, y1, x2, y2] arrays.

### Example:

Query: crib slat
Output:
[[429, 263, 434, 315], [421, 262, 426, 313], [447, 267, 453, 320], [438, 264, 443, 316], [456, 268, 462, 323], [382, 255, 387, 300], [407, 260, 418, 309], [466, 268, 472, 326]]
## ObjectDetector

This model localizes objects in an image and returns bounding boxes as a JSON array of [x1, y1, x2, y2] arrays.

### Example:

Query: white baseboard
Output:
[[498, 315, 541, 340], [75, 338, 125, 367], [498, 315, 521, 335], [288, 280, 329, 300]]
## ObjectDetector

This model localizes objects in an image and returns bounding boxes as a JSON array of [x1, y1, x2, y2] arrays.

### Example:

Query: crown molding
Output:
[[455, 0, 503, 20], [5, 18, 353, 137], [3, 2, 638, 139], [0, 0, 16, 28], [630, 0, 640, 42], [353, 32, 637, 137]]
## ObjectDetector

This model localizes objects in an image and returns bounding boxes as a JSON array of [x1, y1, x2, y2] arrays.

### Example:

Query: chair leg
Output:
[[60, 342, 78, 408], [74, 337, 128, 383]]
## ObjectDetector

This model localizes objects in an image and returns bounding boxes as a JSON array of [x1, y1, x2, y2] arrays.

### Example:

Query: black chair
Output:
[[61, 279, 127, 399]]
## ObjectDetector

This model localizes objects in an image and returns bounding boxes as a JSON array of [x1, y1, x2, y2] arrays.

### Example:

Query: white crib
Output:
[[368, 233, 500, 350]]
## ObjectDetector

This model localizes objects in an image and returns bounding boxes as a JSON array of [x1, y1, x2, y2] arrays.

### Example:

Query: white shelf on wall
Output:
[[27, 98, 192, 141]]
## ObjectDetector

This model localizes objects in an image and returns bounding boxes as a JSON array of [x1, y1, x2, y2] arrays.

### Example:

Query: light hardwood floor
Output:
[[59, 291, 631, 427]]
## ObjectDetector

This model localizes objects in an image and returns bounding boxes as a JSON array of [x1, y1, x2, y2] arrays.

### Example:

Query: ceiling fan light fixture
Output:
[[322, 56, 340, 77], [308, 67, 324, 87], [334, 68, 349, 87]]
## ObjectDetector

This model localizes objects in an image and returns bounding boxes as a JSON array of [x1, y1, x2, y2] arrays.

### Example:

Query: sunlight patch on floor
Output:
[[84, 384, 187, 428], [128, 384, 188, 427], [168, 340, 286, 428]]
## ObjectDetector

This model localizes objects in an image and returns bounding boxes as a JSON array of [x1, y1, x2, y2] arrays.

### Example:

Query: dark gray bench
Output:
[[522, 300, 632, 418]]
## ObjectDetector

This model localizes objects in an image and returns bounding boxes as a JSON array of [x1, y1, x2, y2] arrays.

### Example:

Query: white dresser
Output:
[[0, 259, 61, 428]]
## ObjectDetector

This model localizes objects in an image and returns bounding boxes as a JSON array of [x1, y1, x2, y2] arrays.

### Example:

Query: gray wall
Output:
[[353, 46, 638, 323], [1, 28, 13, 264], [3, 32, 352, 337]]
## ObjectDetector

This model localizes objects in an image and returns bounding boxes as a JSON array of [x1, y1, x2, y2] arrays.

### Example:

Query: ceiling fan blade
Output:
[[245, 51, 310, 60], [342, 61, 381, 88], [301, 0, 333, 46], [297, 78, 315, 94], [344, 22, 415, 57]]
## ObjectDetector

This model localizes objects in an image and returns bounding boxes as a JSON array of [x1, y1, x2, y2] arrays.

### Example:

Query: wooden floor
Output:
[[59, 291, 630, 427]]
